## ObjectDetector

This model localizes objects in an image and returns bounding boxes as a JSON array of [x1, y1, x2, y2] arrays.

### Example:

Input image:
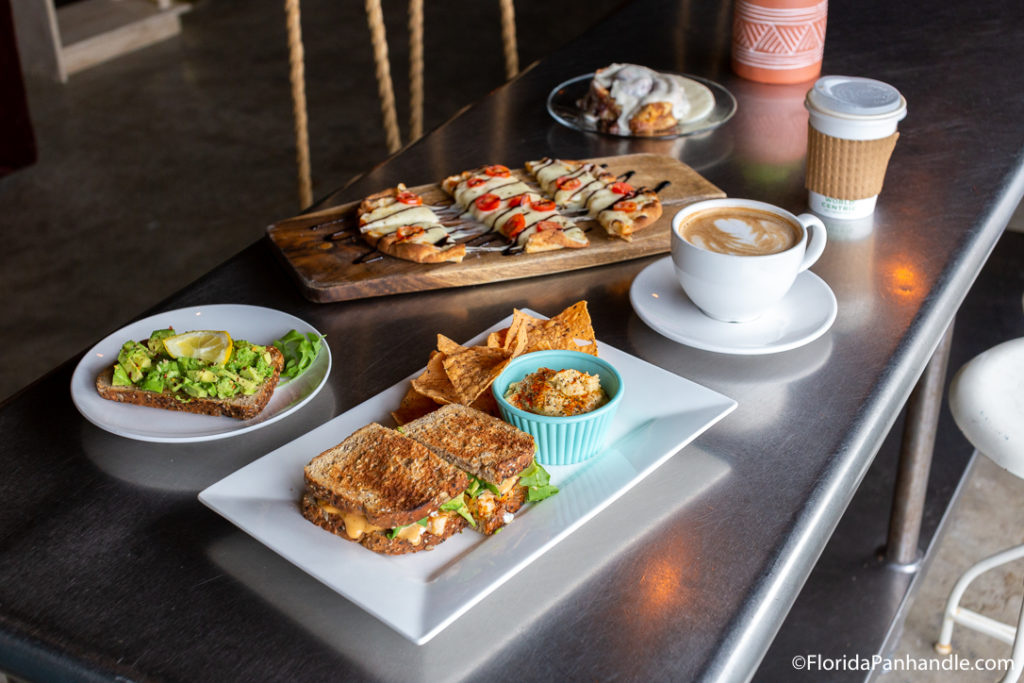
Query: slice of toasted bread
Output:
[[300, 493, 467, 555], [401, 404, 535, 484], [94, 345, 285, 420], [303, 423, 469, 530]]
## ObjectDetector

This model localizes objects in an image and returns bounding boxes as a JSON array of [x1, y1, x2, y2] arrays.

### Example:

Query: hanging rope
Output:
[[408, 0, 424, 141], [284, 0, 312, 207], [499, 0, 519, 79], [365, 0, 402, 153]]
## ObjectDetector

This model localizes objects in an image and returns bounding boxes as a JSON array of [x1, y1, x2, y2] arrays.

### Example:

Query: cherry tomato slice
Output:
[[507, 194, 526, 207], [536, 220, 561, 232], [396, 191, 423, 205], [529, 198, 557, 212], [466, 176, 489, 188], [610, 182, 634, 195], [555, 176, 582, 191], [395, 225, 425, 240], [475, 193, 501, 212], [504, 214, 527, 239], [613, 200, 638, 212], [483, 164, 511, 177]]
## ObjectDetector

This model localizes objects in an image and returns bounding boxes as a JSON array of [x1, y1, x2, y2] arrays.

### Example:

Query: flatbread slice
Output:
[[441, 164, 589, 253], [525, 157, 663, 241], [357, 184, 465, 263]]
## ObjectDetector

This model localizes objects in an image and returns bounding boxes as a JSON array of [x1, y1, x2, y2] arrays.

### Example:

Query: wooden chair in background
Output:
[[283, 0, 519, 209]]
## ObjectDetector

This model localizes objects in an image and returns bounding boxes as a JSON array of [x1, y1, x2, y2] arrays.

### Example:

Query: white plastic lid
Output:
[[808, 76, 906, 118]]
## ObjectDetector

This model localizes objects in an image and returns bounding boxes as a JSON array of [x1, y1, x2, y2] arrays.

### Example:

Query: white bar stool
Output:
[[935, 337, 1024, 682]]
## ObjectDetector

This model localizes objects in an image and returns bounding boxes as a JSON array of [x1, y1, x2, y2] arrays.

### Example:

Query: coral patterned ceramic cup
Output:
[[732, 0, 828, 85]]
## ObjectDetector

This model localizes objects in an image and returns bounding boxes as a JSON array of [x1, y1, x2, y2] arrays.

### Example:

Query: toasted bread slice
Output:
[[95, 345, 284, 420], [303, 423, 469, 530], [400, 404, 535, 484]]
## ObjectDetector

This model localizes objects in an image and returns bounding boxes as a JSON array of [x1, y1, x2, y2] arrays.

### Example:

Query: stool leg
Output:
[[1001, 578, 1024, 683], [936, 543, 1024, 654]]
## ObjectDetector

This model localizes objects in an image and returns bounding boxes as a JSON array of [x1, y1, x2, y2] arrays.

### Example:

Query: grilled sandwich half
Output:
[[401, 404, 556, 535], [301, 423, 474, 554]]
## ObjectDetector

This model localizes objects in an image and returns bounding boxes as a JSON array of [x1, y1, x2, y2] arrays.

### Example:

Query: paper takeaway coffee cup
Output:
[[804, 76, 907, 219]]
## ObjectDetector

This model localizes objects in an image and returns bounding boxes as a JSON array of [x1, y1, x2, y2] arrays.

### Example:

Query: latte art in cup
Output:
[[679, 207, 801, 256]]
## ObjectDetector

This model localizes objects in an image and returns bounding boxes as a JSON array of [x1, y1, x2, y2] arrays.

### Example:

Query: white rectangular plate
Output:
[[198, 313, 736, 644]]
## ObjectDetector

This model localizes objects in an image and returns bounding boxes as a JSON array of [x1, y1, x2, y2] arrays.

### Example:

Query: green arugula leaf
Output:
[[466, 474, 499, 498], [526, 484, 559, 502], [440, 493, 476, 527], [273, 329, 325, 379], [518, 461, 559, 501]]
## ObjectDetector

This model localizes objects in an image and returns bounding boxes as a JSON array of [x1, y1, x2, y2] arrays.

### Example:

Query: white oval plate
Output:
[[630, 257, 837, 355], [71, 304, 331, 443]]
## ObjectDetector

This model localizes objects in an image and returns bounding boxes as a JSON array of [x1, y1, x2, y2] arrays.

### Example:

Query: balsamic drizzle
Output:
[[653, 180, 672, 193], [466, 232, 505, 246], [329, 230, 358, 241], [353, 248, 383, 264], [307, 215, 351, 232]]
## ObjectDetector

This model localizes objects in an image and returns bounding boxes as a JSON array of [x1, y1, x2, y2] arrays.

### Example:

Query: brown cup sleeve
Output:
[[805, 127, 900, 200]]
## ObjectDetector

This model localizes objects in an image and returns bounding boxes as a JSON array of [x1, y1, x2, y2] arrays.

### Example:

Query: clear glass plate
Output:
[[547, 72, 737, 139]]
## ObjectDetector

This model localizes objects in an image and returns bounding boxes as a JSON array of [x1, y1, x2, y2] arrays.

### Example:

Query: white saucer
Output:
[[629, 257, 838, 355]]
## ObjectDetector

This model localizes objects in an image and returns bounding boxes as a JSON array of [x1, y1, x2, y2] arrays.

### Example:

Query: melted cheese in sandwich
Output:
[[315, 497, 458, 545], [315, 499, 385, 540], [393, 511, 452, 545]]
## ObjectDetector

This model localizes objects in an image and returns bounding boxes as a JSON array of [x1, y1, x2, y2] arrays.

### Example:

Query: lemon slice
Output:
[[162, 330, 233, 365]]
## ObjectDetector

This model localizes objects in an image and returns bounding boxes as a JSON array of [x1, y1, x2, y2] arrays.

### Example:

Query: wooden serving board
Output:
[[266, 153, 724, 303]]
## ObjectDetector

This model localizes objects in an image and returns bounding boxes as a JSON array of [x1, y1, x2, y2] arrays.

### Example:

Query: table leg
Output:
[[885, 319, 956, 569]]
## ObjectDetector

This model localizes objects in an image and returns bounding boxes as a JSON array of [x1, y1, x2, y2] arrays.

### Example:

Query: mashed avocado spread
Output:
[[110, 328, 274, 402]]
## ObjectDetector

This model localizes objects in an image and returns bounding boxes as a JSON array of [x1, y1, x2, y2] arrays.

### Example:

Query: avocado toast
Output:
[[95, 328, 285, 420]]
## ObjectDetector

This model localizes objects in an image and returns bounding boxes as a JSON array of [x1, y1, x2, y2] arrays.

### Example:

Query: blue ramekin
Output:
[[492, 350, 624, 465]]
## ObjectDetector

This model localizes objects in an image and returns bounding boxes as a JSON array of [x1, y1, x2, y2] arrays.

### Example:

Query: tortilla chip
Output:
[[470, 388, 501, 417], [525, 301, 598, 355], [391, 385, 441, 425], [443, 346, 512, 405], [396, 300, 598, 420], [503, 309, 539, 353], [486, 329, 507, 349], [410, 351, 461, 405], [436, 334, 466, 357], [506, 322, 530, 358]]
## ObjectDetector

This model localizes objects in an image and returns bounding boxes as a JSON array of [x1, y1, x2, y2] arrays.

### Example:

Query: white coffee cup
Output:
[[671, 198, 827, 322]]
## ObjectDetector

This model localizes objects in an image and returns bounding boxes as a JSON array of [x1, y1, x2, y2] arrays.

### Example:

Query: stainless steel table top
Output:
[[2, 0, 1023, 681]]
